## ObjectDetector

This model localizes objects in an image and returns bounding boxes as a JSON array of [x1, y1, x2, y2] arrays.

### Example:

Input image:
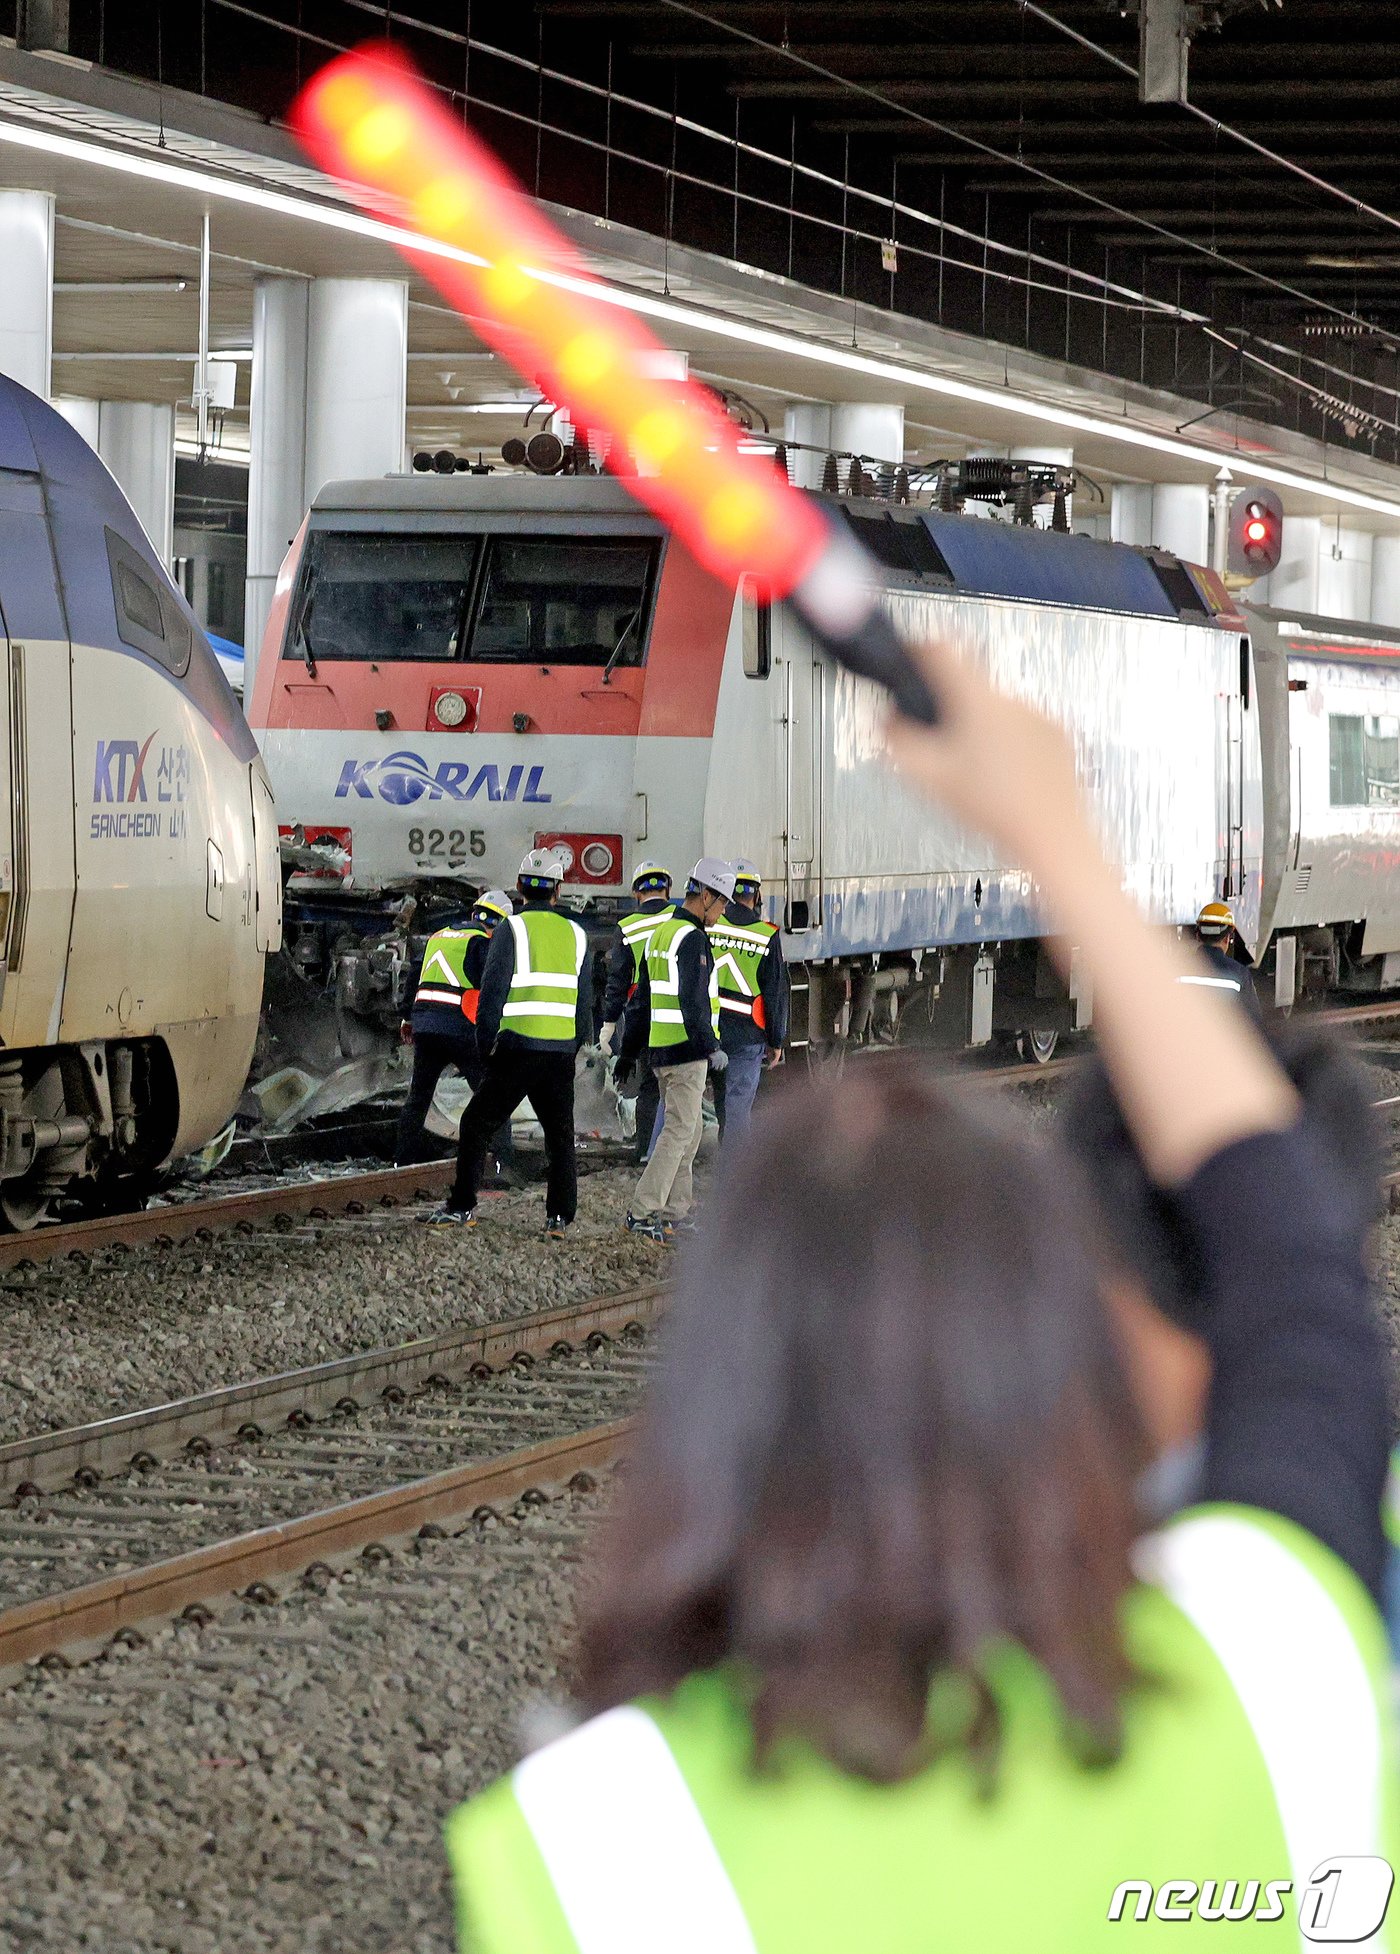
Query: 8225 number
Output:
[[407, 827, 486, 863]]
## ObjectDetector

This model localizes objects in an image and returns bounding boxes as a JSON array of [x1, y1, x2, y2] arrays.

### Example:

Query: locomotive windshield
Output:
[[471, 537, 655, 666], [290, 534, 478, 662], [285, 530, 657, 667]]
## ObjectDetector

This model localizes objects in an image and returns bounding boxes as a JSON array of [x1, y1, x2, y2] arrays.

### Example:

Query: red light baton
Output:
[[291, 43, 937, 723]]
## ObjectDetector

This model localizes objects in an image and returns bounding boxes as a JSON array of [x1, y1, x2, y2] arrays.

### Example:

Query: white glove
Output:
[[598, 1020, 617, 1055], [708, 1048, 728, 1074]]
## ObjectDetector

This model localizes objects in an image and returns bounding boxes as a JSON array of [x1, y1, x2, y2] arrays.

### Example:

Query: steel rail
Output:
[[0, 994, 1394, 1270], [0, 1282, 666, 1500], [0, 1420, 630, 1681], [0, 1160, 456, 1273]]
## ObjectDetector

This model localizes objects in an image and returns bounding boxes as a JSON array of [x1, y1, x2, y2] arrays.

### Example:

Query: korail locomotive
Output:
[[247, 469, 1400, 1078], [0, 376, 282, 1224]]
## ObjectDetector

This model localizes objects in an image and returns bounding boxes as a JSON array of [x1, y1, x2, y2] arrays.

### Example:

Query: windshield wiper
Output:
[[601, 611, 638, 685], [291, 566, 319, 679]]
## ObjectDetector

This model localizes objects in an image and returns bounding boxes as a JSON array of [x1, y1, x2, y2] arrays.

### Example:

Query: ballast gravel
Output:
[[2, 1056, 1398, 1949], [0, 1165, 666, 1446], [0, 1481, 605, 1953]]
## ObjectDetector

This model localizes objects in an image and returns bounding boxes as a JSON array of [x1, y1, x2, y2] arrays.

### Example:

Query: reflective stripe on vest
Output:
[[500, 910, 587, 1040], [1177, 974, 1242, 993], [645, 915, 719, 1047], [512, 1707, 758, 1954], [413, 924, 486, 1017], [496, 1510, 1391, 1953], [708, 918, 778, 1029], [1138, 1512, 1388, 1931], [618, 906, 671, 998]]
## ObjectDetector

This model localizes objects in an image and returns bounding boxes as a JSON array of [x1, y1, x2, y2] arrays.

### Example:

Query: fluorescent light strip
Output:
[[0, 113, 488, 269], [3, 111, 1398, 523], [536, 267, 1400, 524]]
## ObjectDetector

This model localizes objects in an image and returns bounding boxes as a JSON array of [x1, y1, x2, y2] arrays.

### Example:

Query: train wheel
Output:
[[1015, 1028, 1059, 1065], [0, 1179, 52, 1232]]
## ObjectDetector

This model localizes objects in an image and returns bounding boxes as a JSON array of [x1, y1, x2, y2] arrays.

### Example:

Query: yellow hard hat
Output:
[[1196, 900, 1236, 938]]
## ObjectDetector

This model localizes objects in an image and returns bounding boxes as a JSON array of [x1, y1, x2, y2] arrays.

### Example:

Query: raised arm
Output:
[[888, 636, 1387, 1596]]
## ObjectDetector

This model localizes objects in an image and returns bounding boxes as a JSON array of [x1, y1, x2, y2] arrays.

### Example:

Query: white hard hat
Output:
[[519, 848, 565, 885], [473, 888, 513, 921], [689, 856, 737, 900], [632, 858, 671, 890], [732, 857, 761, 887]]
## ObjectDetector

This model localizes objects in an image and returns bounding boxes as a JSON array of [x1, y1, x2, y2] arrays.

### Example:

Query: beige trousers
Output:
[[633, 1058, 708, 1219]]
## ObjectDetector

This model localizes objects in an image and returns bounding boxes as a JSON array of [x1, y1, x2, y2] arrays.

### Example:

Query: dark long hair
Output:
[[577, 1065, 1149, 1784]]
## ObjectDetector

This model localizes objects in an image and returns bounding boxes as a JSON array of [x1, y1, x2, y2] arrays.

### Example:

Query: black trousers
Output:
[[452, 1048, 577, 1221], [396, 1031, 514, 1168]]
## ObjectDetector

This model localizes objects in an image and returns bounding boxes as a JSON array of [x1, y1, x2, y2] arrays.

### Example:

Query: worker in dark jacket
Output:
[[395, 890, 513, 1167], [708, 857, 788, 1146], [599, 861, 675, 1163], [619, 857, 735, 1242], [430, 851, 592, 1238], [1182, 900, 1263, 1023]]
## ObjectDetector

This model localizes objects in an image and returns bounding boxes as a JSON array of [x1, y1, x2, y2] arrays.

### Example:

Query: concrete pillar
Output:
[[1371, 534, 1400, 630], [1265, 514, 1321, 616], [1111, 483, 1153, 546], [246, 274, 406, 686], [831, 402, 904, 474], [1151, 484, 1209, 565], [52, 395, 100, 447], [1010, 443, 1072, 528], [0, 190, 54, 399], [1316, 523, 1372, 623], [95, 402, 175, 567], [783, 402, 832, 490], [304, 277, 408, 496], [246, 277, 310, 682]]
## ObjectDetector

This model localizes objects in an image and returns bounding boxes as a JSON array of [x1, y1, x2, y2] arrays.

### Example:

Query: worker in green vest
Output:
[[444, 634, 1396, 1950], [708, 857, 787, 1146], [599, 861, 675, 1163], [618, 857, 733, 1243], [430, 850, 591, 1239], [396, 890, 513, 1168]]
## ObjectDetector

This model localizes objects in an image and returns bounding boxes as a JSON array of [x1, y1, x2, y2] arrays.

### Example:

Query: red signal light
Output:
[[1245, 518, 1269, 544]]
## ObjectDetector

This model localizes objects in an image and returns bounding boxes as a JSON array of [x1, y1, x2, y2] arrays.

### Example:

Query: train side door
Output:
[[0, 483, 72, 1047], [1216, 667, 1245, 900], [780, 619, 821, 933]]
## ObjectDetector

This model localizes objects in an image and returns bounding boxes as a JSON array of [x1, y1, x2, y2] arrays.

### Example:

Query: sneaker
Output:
[[669, 1214, 702, 1237], [624, 1211, 673, 1245], [426, 1204, 477, 1227], [544, 1215, 571, 1240]]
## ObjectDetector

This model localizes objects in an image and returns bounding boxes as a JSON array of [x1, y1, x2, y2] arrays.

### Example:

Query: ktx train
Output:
[[248, 471, 1400, 1073], [0, 376, 282, 1224]]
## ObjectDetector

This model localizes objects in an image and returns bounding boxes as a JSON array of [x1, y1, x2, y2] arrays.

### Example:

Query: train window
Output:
[[741, 576, 771, 678], [286, 533, 479, 662], [466, 537, 657, 666], [1329, 713, 1400, 807], [105, 527, 191, 677]]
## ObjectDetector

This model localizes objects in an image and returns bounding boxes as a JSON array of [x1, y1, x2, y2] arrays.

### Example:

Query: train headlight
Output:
[[533, 831, 622, 885], [427, 686, 480, 732]]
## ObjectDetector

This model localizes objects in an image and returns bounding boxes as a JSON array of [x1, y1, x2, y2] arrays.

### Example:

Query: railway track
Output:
[[0, 1282, 664, 1683], [3, 994, 1398, 1272]]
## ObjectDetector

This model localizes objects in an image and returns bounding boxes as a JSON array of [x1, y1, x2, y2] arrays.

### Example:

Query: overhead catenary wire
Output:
[[650, 0, 1400, 359], [1017, 0, 1400, 252]]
